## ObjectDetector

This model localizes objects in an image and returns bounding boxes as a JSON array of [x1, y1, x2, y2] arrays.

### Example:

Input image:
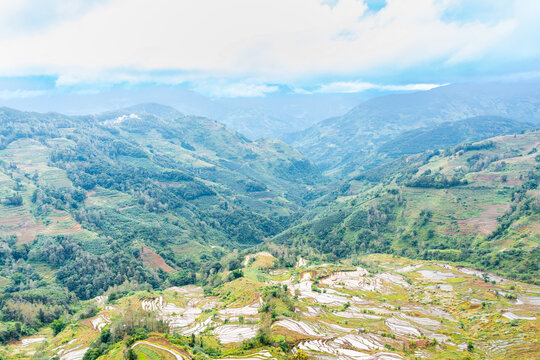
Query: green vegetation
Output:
[[0, 106, 320, 351], [277, 132, 540, 282], [0, 104, 538, 359]]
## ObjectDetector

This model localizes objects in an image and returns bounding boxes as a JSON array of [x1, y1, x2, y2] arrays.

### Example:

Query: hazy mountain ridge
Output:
[[286, 82, 540, 177], [0, 87, 371, 140]]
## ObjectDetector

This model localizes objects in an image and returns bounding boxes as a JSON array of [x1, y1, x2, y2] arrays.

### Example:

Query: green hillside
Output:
[[0, 106, 324, 344], [276, 131, 540, 283], [377, 116, 534, 158]]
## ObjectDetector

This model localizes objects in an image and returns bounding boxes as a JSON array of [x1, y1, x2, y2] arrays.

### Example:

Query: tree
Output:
[[50, 318, 67, 335], [291, 349, 309, 360], [4, 193, 23, 206], [169, 270, 195, 286], [125, 349, 137, 360]]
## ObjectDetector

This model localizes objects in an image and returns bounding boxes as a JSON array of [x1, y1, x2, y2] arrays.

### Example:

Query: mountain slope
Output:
[[0, 109, 539, 360], [0, 106, 321, 301], [287, 82, 540, 177], [276, 131, 540, 282], [377, 116, 534, 157], [0, 86, 370, 140]]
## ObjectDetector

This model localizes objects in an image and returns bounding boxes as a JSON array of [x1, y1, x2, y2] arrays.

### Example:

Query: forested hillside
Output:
[[0, 106, 322, 342], [276, 131, 540, 282]]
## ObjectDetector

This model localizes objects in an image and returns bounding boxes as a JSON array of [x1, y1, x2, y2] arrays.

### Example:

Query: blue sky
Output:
[[0, 0, 539, 99]]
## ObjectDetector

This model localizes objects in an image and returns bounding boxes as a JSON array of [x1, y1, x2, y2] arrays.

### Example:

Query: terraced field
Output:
[[0, 139, 95, 243], [5, 253, 539, 360]]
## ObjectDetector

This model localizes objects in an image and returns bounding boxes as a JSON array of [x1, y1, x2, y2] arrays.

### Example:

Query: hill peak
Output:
[[120, 103, 183, 119]]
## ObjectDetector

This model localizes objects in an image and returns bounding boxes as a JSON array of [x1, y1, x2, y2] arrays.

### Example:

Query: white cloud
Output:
[[0, 89, 45, 99], [314, 81, 446, 93], [381, 83, 448, 91], [0, 0, 536, 83], [316, 81, 377, 93], [195, 82, 280, 98]]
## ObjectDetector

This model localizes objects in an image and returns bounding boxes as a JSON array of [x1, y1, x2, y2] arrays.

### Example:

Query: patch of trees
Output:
[[275, 159, 321, 185], [170, 181, 216, 200], [489, 170, 540, 241], [265, 243, 300, 268], [355, 156, 421, 184], [310, 211, 348, 237], [0, 241, 74, 334], [466, 153, 500, 172], [452, 141, 494, 154], [407, 171, 468, 188], [28, 236, 165, 300], [84, 308, 168, 360], [0, 322, 32, 344], [108, 140, 148, 158], [238, 180, 267, 192], [276, 196, 398, 259], [156, 170, 193, 182], [3, 193, 23, 206], [168, 270, 196, 286], [215, 210, 283, 244], [0, 110, 74, 150], [31, 186, 86, 214], [261, 285, 294, 320]]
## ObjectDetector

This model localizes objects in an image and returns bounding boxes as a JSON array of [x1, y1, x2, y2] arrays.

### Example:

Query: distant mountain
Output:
[[118, 102, 184, 119], [210, 92, 370, 139], [377, 116, 534, 157], [286, 82, 540, 177], [0, 86, 372, 139]]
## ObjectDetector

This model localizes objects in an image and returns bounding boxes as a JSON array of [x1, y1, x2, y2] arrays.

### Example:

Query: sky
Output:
[[0, 0, 539, 99]]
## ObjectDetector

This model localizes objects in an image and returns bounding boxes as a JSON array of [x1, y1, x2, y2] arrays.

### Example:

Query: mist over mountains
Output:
[[285, 82, 540, 177], [0, 85, 376, 139]]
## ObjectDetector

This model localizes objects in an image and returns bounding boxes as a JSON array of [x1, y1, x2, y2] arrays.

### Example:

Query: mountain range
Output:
[[0, 81, 539, 360], [286, 82, 540, 177]]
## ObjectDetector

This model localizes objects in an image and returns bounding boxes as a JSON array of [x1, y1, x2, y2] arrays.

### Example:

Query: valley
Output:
[[0, 101, 538, 360]]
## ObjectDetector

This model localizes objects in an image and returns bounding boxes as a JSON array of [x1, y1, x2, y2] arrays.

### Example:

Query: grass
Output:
[[84, 187, 134, 208], [250, 253, 277, 269], [219, 277, 264, 307], [133, 344, 176, 360], [27, 262, 58, 283]]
